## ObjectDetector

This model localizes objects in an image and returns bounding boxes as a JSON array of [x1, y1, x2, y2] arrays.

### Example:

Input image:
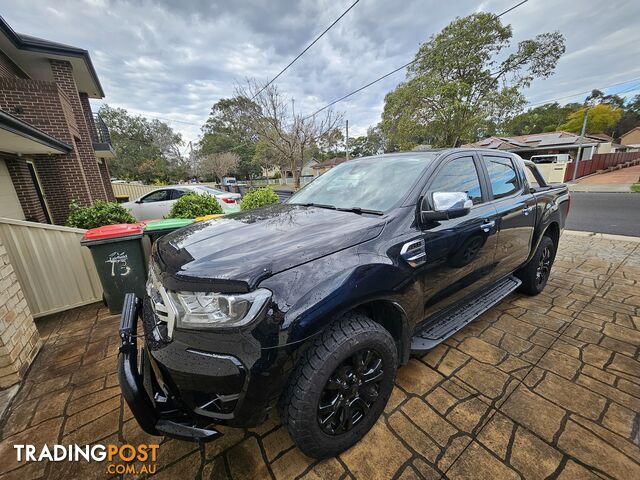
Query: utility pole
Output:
[[572, 108, 590, 182], [345, 119, 349, 161], [291, 98, 295, 117]]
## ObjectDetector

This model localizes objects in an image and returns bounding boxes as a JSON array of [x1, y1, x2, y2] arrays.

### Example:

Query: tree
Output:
[[199, 152, 240, 182], [559, 104, 622, 135], [502, 102, 581, 135], [348, 126, 386, 157], [380, 13, 565, 149], [199, 97, 259, 180], [236, 80, 342, 188], [98, 105, 186, 183]]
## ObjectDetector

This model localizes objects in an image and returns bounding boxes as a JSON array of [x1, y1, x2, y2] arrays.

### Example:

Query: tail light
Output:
[[222, 197, 236, 204]]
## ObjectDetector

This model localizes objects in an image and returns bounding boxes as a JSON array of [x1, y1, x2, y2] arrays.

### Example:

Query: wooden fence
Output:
[[0, 218, 102, 317], [563, 152, 640, 182]]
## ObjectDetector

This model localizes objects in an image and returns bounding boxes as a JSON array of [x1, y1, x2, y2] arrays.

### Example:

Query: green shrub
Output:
[[240, 187, 280, 211], [66, 200, 136, 229], [168, 192, 223, 218]]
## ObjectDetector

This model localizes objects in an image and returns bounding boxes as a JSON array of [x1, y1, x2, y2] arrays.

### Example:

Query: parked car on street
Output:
[[119, 149, 570, 458], [121, 185, 240, 220]]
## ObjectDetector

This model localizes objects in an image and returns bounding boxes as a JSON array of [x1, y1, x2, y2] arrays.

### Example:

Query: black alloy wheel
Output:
[[317, 348, 384, 435], [536, 244, 552, 287]]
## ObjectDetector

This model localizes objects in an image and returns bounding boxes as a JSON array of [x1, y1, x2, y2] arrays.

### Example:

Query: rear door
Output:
[[138, 189, 173, 219], [479, 153, 537, 279], [420, 152, 500, 319]]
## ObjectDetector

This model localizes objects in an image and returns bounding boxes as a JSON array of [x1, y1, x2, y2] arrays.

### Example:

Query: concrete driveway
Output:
[[0, 231, 638, 479]]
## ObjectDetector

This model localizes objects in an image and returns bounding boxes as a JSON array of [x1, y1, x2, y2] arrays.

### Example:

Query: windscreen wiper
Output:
[[337, 207, 384, 215], [292, 202, 337, 210]]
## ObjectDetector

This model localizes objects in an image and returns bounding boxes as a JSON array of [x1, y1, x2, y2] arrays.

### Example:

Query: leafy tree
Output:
[[349, 127, 386, 157], [199, 97, 260, 180], [380, 13, 565, 149], [99, 105, 186, 183], [585, 89, 625, 109], [559, 104, 622, 135], [502, 102, 581, 135]]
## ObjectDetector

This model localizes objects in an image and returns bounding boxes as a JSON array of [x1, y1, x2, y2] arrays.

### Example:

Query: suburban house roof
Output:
[[0, 109, 72, 155], [464, 131, 610, 152], [314, 157, 348, 169], [621, 126, 640, 141], [0, 16, 104, 98]]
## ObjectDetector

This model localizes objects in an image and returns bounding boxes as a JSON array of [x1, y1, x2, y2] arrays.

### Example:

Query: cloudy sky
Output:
[[2, 0, 639, 146]]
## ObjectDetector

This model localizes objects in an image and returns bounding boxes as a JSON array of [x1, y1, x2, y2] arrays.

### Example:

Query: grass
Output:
[[631, 183, 640, 193]]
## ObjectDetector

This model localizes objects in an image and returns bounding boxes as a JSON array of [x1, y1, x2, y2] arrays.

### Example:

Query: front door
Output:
[[137, 189, 173, 220], [419, 153, 500, 320], [479, 154, 537, 279]]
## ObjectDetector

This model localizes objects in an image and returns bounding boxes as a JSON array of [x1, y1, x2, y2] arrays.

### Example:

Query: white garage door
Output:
[[0, 159, 25, 220]]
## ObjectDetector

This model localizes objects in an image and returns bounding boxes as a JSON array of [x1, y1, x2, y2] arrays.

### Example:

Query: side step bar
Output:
[[411, 275, 521, 354]]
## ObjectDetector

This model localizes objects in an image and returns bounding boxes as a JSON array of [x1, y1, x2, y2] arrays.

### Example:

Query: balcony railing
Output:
[[92, 113, 115, 158]]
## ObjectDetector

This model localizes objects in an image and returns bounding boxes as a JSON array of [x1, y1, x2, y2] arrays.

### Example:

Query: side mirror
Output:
[[421, 192, 472, 222], [135, 199, 143, 204]]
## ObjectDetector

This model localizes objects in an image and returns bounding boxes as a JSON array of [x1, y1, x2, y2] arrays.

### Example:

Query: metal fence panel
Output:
[[0, 218, 102, 317]]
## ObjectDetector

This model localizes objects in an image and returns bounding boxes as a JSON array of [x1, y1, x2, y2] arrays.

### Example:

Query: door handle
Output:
[[523, 206, 533, 216], [481, 220, 495, 233]]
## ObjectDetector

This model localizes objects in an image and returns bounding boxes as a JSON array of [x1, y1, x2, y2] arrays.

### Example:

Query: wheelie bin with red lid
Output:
[[81, 223, 147, 314]]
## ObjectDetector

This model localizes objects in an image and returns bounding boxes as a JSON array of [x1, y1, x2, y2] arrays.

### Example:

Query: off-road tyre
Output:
[[517, 235, 556, 295], [280, 313, 397, 458]]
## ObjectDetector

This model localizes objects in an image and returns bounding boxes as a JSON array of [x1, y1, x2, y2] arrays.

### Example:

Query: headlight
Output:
[[172, 289, 271, 329]]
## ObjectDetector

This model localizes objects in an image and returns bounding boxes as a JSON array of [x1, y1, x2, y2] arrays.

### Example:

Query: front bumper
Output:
[[118, 294, 223, 441]]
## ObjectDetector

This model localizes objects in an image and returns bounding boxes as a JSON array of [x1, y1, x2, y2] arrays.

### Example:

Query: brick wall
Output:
[[0, 237, 41, 388], [0, 50, 27, 79], [0, 60, 116, 224], [50, 60, 108, 202]]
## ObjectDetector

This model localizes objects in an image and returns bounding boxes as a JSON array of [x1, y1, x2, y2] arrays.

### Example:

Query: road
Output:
[[565, 192, 640, 237]]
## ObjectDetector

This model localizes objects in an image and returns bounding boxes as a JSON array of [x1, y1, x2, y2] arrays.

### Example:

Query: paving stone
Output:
[[556, 460, 601, 480], [500, 385, 565, 442], [426, 387, 458, 415], [436, 348, 470, 376], [445, 397, 490, 434], [299, 458, 344, 480], [226, 437, 271, 480], [534, 373, 607, 420], [204, 425, 246, 460], [388, 411, 440, 462], [152, 451, 201, 480], [202, 457, 229, 480], [455, 360, 511, 399], [262, 426, 294, 462], [395, 358, 444, 395], [457, 337, 508, 365], [557, 420, 640, 479], [436, 434, 472, 472], [270, 446, 313, 480], [537, 349, 582, 380], [510, 426, 563, 480], [400, 397, 457, 447], [476, 412, 514, 460], [340, 420, 411, 480], [447, 442, 519, 480]]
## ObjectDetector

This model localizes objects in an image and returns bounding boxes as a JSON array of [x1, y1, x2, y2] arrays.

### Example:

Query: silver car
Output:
[[122, 185, 241, 221]]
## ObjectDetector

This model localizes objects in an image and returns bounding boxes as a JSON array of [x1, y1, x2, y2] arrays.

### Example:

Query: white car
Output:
[[122, 185, 241, 220]]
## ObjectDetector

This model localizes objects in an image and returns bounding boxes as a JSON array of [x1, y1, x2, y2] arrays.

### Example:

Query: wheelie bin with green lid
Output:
[[143, 218, 194, 244], [81, 223, 147, 314]]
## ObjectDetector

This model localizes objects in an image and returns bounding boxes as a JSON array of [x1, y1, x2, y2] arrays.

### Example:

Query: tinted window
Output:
[[289, 154, 435, 212], [141, 190, 170, 203], [172, 189, 187, 200], [524, 165, 541, 188], [428, 156, 482, 205], [482, 156, 519, 199]]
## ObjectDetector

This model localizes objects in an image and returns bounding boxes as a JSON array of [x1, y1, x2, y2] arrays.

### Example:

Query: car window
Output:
[[171, 189, 188, 200], [482, 155, 520, 199], [141, 190, 170, 203], [524, 165, 541, 188], [428, 156, 483, 205]]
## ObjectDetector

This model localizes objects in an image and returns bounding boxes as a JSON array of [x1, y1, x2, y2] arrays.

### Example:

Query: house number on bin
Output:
[[106, 252, 132, 277]]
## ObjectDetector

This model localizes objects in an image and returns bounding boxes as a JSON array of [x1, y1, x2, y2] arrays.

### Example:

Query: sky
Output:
[[2, 0, 639, 148]]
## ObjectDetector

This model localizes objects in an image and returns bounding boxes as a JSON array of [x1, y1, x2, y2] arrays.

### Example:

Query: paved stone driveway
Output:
[[0, 231, 638, 479]]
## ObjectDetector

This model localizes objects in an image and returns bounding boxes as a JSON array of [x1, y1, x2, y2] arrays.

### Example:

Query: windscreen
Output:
[[289, 155, 434, 212]]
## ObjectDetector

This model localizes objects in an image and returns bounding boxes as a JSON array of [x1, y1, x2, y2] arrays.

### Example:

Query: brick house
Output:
[[0, 15, 115, 225]]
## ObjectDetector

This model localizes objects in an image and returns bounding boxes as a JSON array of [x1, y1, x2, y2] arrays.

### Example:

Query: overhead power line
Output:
[[305, 0, 529, 118], [252, 0, 361, 99], [524, 76, 640, 108]]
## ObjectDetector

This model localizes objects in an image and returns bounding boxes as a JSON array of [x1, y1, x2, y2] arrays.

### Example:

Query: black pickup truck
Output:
[[119, 148, 570, 458]]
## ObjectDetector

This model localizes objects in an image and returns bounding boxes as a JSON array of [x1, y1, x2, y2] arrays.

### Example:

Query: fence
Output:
[[0, 218, 102, 318], [535, 163, 568, 183], [563, 152, 640, 182]]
